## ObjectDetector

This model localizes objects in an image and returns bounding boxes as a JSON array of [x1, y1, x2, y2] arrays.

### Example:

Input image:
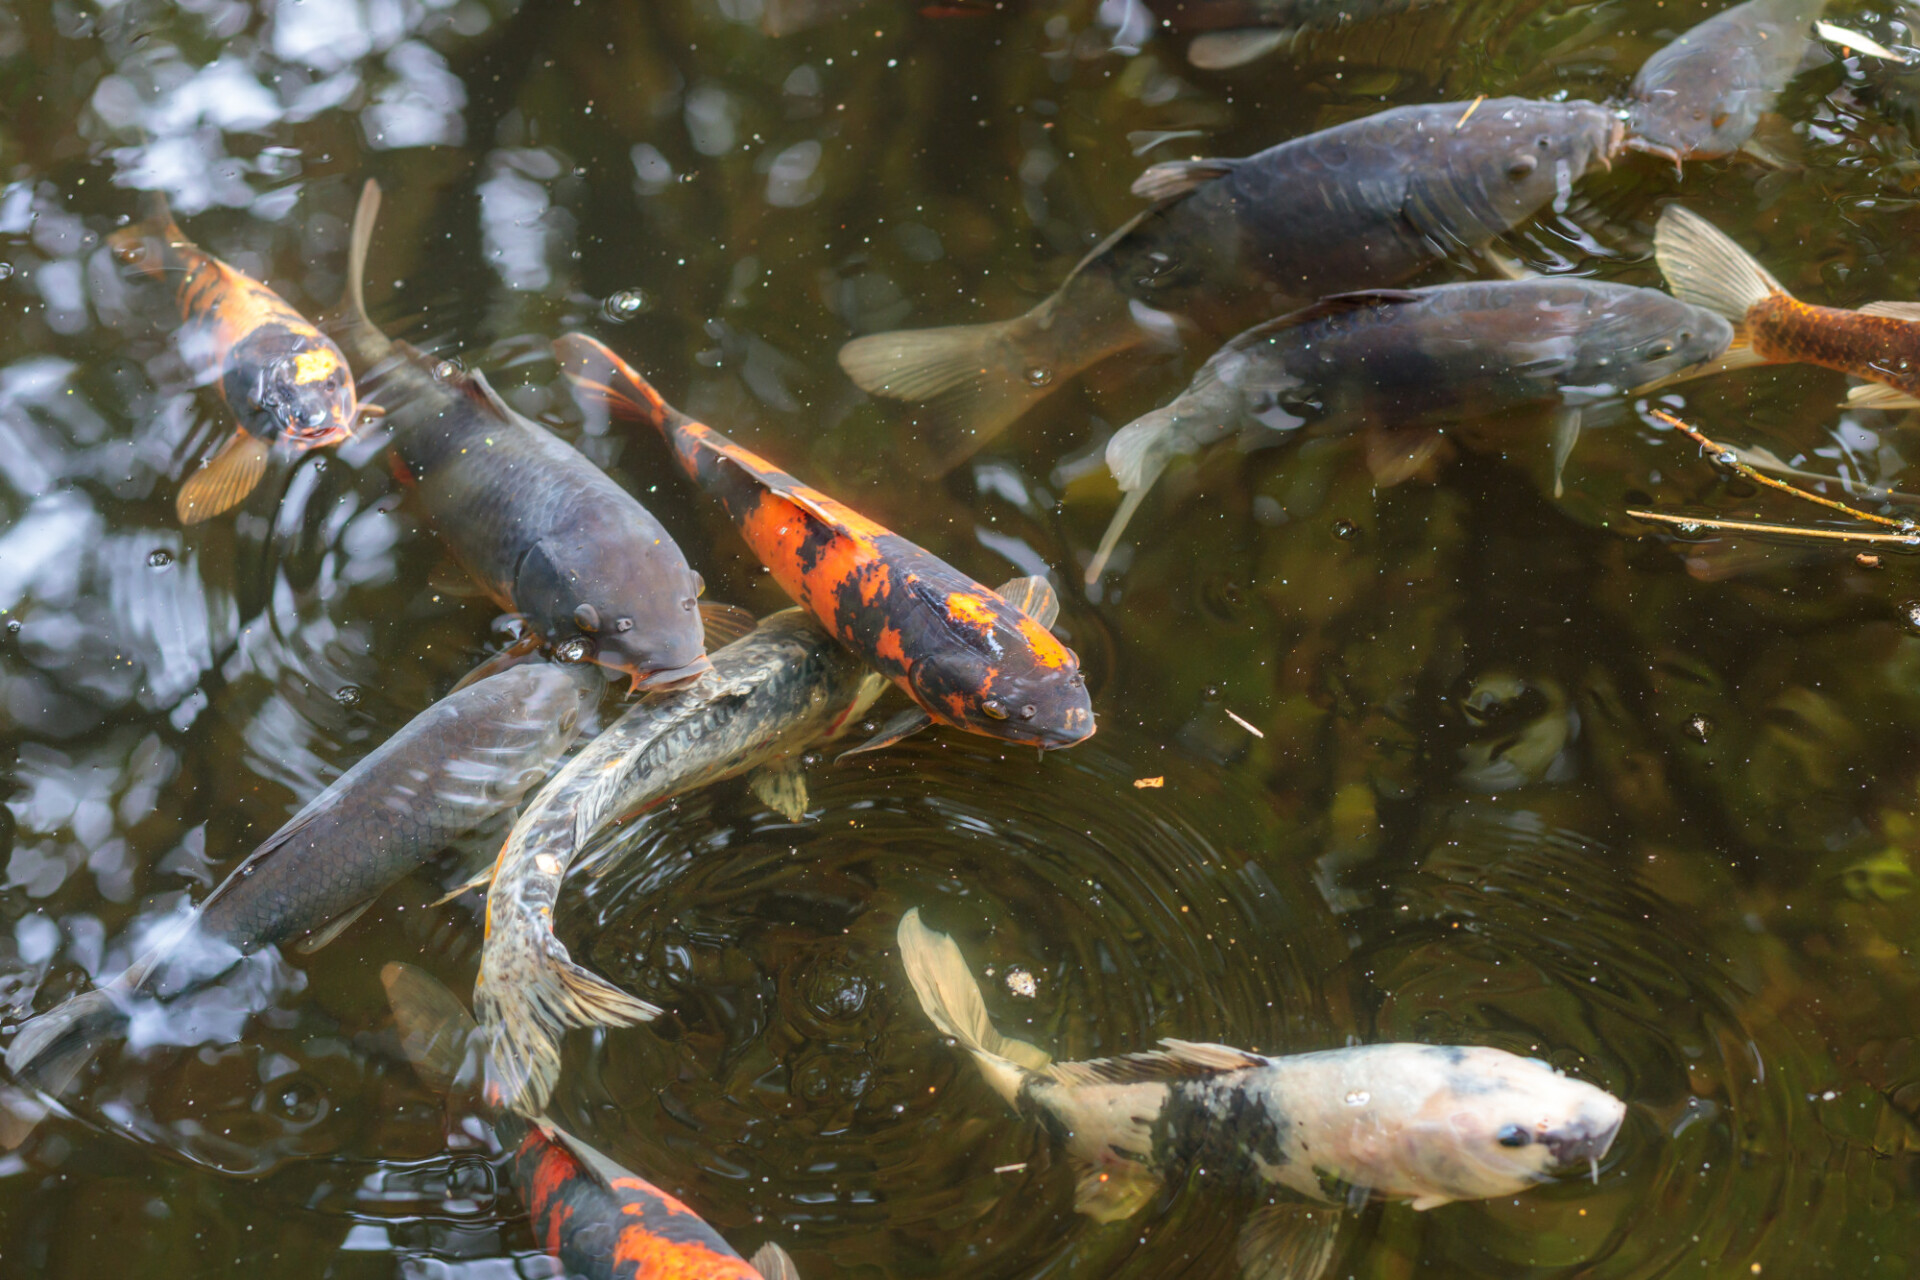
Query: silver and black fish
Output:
[[839, 99, 1622, 471], [5, 664, 597, 1093], [1086, 277, 1732, 579], [1624, 0, 1826, 173], [335, 182, 710, 692], [472, 607, 892, 1116], [898, 909, 1627, 1280]]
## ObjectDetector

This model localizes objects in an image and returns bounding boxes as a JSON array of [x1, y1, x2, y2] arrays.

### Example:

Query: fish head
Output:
[[1618, 304, 1736, 388], [106, 221, 180, 281], [1440, 99, 1620, 234], [906, 581, 1096, 748], [1391, 1046, 1626, 1203], [1564, 294, 1735, 394], [236, 334, 360, 448], [515, 536, 710, 692], [1624, 40, 1766, 167]]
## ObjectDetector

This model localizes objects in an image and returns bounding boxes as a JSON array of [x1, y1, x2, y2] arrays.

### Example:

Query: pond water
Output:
[[2, 0, 1919, 1275]]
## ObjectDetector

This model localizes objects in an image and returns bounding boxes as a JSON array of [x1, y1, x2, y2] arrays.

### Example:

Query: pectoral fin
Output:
[[177, 430, 271, 524], [1845, 381, 1920, 410], [1550, 405, 1582, 499], [748, 1242, 802, 1280], [749, 756, 810, 822], [295, 898, 375, 954], [449, 634, 544, 693], [1072, 1160, 1162, 1223], [1237, 1202, 1343, 1280], [1185, 28, 1293, 69], [837, 707, 933, 759], [700, 601, 759, 648]]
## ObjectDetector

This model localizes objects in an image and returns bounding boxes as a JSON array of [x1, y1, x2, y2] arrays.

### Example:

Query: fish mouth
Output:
[[627, 654, 713, 693], [1541, 1111, 1625, 1171]]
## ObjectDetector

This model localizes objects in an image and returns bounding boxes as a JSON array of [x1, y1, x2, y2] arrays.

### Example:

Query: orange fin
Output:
[[177, 430, 271, 524], [553, 333, 668, 424]]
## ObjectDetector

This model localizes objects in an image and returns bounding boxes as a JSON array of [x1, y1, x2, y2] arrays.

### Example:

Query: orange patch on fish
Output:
[[1015, 615, 1073, 669], [610, 1228, 762, 1279], [876, 624, 908, 667]]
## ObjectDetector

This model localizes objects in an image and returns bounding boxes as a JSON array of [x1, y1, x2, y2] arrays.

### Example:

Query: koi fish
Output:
[[554, 332, 1095, 750], [1087, 278, 1731, 579], [333, 182, 710, 692], [838, 98, 1622, 471], [1654, 205, 1920, 411], [1623, 0, 1825, 174], [109, 194, 366, 524], [382, 963, 800, 1280], [897, 909, 1626, 1280], [4, 664, 598, 1095]]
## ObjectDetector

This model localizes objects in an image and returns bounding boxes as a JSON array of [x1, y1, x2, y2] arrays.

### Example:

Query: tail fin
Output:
[[750, 1242, 803, 1280], [1085, 405, 1183, 583], [895, 909, 1049, 1105], [380, 962, 477, 1094], [473, 906, 661, 1118], [838, 295, 1141, 474], [1654, 206, 1785, 322], [3, 987, 130, 1097], [552, 333, 671, 432]]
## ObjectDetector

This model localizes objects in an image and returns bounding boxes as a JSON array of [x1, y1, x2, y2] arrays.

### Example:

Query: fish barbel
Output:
[[555, 333, 1094, 750], [1653, 204, 1920, 412], [897, 910, 1626, 1279], [382, 963, 800, 1280], [1624, 0, 1825, 173], [333, 182, 710, 692], [109, 194, 365, 524], [4, 664, 598, 1093], [1087, 277, 1732, 579], [838, 98, 1622, 470]]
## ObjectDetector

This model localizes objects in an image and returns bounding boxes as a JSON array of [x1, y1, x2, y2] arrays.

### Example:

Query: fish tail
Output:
[[1084, 405, 1184, 583], [474, 910, 661, 1117], [838, 286, 1142, 474], [3, 986, 130, 1097], [1653, 206, 1787, 323], [551, 332, 671, 435], [896, 909, 1050, 1105]]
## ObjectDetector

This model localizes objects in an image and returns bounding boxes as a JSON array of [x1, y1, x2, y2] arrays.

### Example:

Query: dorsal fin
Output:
[[1041, 1038, 1268, 1089], [1858, 300, 1920, 322], [1131, 158, 1237, 202], [993, 575, 1059, 629], [1233, 292, 1425, 348]]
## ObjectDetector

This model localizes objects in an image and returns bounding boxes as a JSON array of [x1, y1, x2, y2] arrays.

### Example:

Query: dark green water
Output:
[[3, 0, 1920, 1274]]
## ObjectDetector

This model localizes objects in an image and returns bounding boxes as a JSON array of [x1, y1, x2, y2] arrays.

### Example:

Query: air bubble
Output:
[[1344, 1090, 1370, 1106], [146, 549, 173, 569], [433, 359, 461, 381], [604, 289, 647, 321], [1685, 713, 1712, 744], [334, 685, 363, 707], [1903, 601, 1920, 634], [555, 637, 594, 664], [1022, 366, 1054, 388], [4, 618, 19, 635], [0, 262, 13, 281], [1331, 519, 1359, 541]]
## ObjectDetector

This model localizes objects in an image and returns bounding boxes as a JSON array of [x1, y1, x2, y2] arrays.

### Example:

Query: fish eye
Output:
[[573, 603, 601, 632], [614, 616, 634, 633], [1496, 1125, 1531, 1148], [1507, 155, 1537, 179], [981, 698, 1009, 720]]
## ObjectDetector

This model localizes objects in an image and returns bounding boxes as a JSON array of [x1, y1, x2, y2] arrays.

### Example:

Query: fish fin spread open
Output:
[[1185, 28, 1294, 69], [749, 1242, 803, 1280], [1408, 1193, 1454, 1211], [1237, 1202, 1344, 1280], [993, 575, 1059, 629], [1846, 382, 1920, 410], [477, 938, 663, 1118], [381, 961, 478, 1094], [176, 430, 271, 524], [1130, 158, 1238, 201], [1550, 405, 1583, 499], [552, 332, 671, 427], [699, 601, 760, 648], [1071, 1160, 1164, 1222], [896, 909, 1051, 1104], [1653, 206, 1786, 322], [3, 986, 130, 1096], [293, 898, 375, 955], [1857, 301, 1920, 322], [1041, 1038, 1267, 1090], [837, 707, 935, 759], [749, 756, 810, 822], [1738, 115, 1804, 172], [1362, 425, 1452, 488]]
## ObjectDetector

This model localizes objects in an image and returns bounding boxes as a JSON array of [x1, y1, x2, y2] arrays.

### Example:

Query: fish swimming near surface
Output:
[[333, 182, 710, 692], [1086, 277, 1732, 579], [837, 98, 1623, 471], [896, 909, 1627, 1280], [473, 581, 1055, 1116], [1653, 204, 1920, 410], [109, 194, 368, 524], [382, 963, 800, 1280], [5, 664, 598, 1095], [554, 332, 1095, 751], [1623, 0, 1826, 173]]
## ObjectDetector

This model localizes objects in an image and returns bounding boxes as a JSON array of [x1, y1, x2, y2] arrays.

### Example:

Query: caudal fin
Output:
[[895, 909, 1049, 1105], [552, 333, 671, 432], [1654, 206, 1786, 321], [4, 987, 129, 1097], [473, 914, 661, 1118]]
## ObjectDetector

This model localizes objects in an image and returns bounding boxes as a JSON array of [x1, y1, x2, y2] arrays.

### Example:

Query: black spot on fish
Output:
[[1151, 1075, 1289, 1186]]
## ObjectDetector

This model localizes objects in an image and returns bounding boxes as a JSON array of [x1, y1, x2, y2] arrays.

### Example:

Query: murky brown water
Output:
[[3, 0, 1920, 1274]]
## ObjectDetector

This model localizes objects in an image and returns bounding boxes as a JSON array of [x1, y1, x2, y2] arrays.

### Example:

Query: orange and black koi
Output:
[[109, 194, 365, 524], [553, 333, 1095, 750], [382, 963, 799, 1280]]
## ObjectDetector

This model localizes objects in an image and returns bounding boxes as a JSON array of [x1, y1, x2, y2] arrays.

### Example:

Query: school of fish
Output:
[[16, 0, 1911, 1274]]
